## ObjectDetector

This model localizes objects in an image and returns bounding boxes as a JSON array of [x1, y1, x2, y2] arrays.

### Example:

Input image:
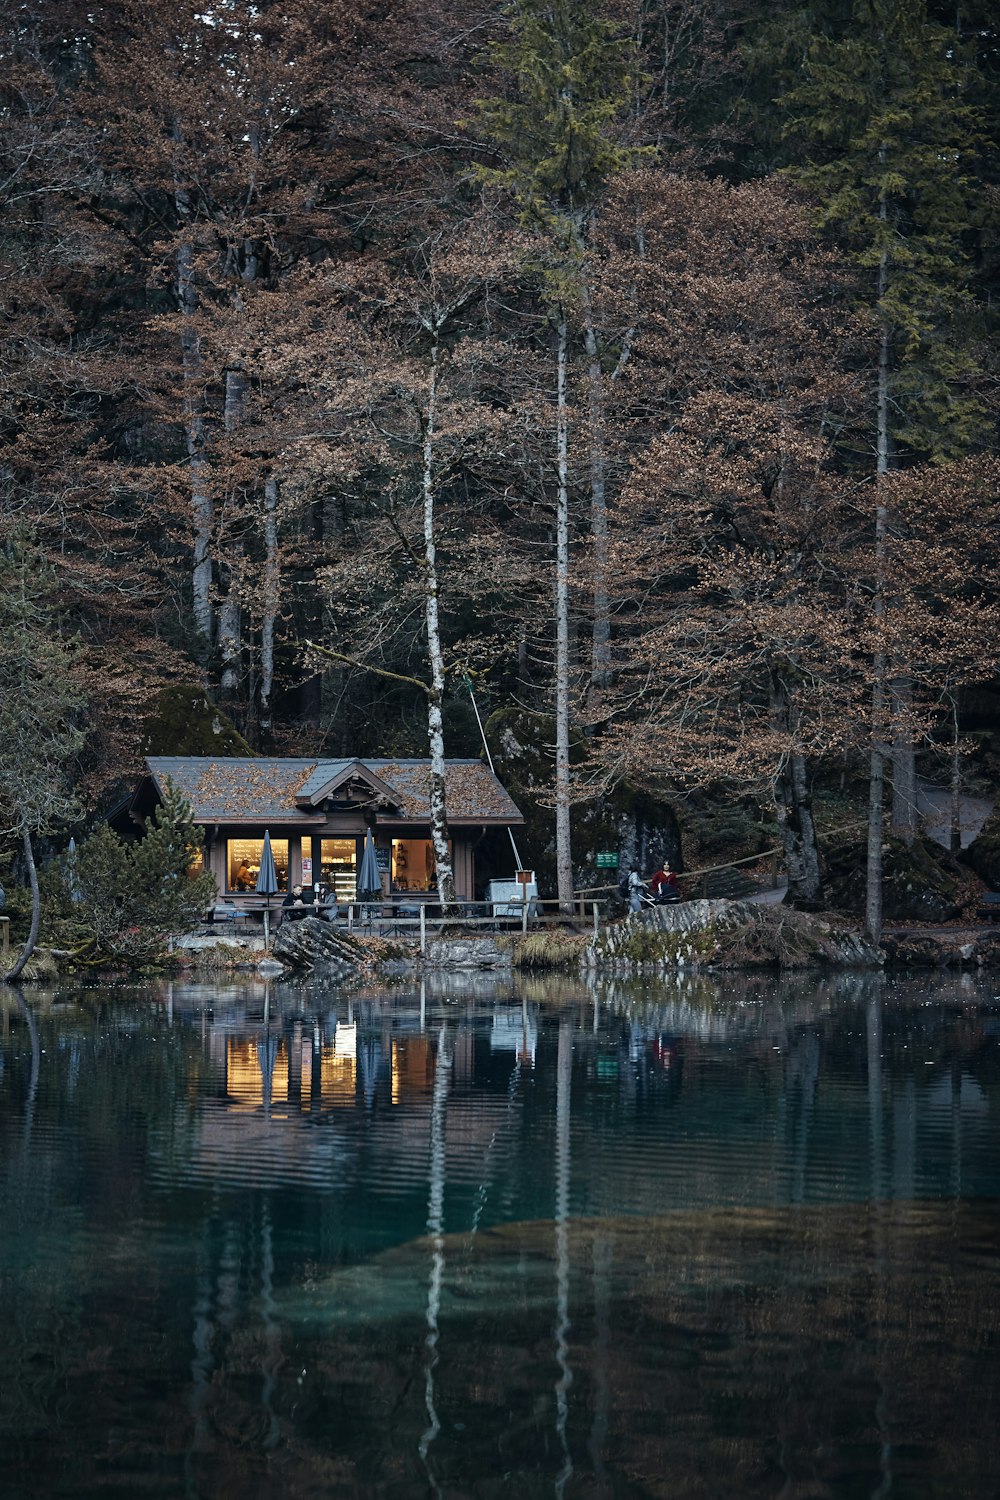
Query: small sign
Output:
[[375, 849, 391, 871], [301, 856, 313, 879], [516, 870, 534, 886], [595, 852, 619, 869]]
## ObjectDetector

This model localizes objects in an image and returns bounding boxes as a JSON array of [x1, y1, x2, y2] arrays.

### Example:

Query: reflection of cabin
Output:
[[113, 756, 524, 904]]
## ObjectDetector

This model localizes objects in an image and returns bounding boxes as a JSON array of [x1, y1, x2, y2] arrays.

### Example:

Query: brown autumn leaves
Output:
[[0, 0, 996, 839]]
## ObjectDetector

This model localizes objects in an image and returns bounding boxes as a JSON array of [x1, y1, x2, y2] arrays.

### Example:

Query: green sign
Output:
[[595, 852, 618, 869]]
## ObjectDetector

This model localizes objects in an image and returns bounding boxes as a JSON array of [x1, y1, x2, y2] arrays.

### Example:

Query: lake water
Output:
[[1, 969, 998, 1498]]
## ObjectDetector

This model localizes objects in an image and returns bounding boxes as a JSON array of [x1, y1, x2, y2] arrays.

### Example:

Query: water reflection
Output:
[[0, 971, 998, 1497]]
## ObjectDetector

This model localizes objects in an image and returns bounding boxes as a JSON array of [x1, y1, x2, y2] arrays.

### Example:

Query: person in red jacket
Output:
[[648, 863, 680, 902]]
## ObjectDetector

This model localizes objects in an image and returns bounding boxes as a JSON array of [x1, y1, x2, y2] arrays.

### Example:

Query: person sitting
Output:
[[649, 863, 680, 903], [281, 884, 313, 920], [233, 860, 253, 891]]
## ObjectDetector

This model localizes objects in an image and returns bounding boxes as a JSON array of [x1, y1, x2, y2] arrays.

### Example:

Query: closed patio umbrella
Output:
[[256, 830, 279, 948], [357, 828, 382, 913]]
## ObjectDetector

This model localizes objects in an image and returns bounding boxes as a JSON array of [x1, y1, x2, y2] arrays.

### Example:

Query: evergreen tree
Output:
[[774, 0, 992, 937], [0, 539, 86, 982], [780, 0, 989, 464]]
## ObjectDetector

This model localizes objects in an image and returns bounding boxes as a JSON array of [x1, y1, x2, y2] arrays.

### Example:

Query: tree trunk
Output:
[[775, 754, 821, 905], [259, 475, 279, 740], [217, 365, 246, 705], [866, 220, 891, 944], [866, 721, 886, 944], [581, 281, 611, 701], [890, 674, 918, 842], [177, 241, 214, 657], [769, 681, 821, 905], [422, 325, 457, 908], [948, 693, 962, 855], [554, 312, 574, 914], [2, 827, 40, 985]]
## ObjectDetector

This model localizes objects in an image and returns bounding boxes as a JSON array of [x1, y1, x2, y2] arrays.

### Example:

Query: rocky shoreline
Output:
[[209, 904, 1000, 982]]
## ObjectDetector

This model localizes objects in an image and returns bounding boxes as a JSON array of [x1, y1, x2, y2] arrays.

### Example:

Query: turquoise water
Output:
[[0, 970, 998, 1497]]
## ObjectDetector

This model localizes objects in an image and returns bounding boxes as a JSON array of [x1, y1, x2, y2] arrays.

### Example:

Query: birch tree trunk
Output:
[[553, 312, 574, 913], [581, 285, 611, 699], [422, 324, 457, 908]]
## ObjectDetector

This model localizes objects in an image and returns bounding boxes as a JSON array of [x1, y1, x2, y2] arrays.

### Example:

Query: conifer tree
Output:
[[778, 0, 990, 938], [0, 539, 86, 982]]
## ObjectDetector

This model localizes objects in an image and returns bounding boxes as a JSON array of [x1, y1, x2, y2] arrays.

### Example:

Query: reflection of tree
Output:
[[419, 1024, 451, 1496]]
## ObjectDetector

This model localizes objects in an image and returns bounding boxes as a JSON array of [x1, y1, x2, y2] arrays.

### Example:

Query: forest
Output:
[[1, 0, 998, 948]]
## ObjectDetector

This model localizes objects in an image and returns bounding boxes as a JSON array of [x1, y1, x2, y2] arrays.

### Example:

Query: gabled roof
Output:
[[295, 759, 403, 809], [144, 756, 523, 826]]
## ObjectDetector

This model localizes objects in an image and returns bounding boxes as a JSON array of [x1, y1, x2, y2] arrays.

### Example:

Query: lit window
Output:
[[227, 837, 289, 893], [391, 838, 449, 893], [320, 838, 357, 902]]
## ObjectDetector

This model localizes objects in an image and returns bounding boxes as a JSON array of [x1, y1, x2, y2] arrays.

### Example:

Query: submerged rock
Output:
[[590, 899, 883, 971], [272, 916, 363, 975], [423, 937, 512, 969]]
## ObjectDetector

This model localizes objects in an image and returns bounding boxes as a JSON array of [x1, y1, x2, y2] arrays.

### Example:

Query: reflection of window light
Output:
[[334, 1022, 357, 1060]]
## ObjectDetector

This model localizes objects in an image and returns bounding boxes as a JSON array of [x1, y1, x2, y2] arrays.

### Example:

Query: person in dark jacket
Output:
[[281, 884, 313, 920]]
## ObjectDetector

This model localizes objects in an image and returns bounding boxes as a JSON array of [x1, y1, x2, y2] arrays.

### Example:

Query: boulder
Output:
[[272, 916, 363, 975], [823, 834, 965, 923], [965, 809, 1000, 889], [590, 900, 883, 971]]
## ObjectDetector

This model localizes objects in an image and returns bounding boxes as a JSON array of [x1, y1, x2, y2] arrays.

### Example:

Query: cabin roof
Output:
[[143, 756, 523, 826]]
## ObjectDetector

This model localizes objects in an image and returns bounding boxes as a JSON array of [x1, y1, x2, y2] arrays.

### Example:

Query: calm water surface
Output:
[[0, 969, 998, 1498]]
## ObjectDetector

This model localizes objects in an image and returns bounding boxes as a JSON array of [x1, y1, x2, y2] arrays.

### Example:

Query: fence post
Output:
[[348, 903, 354, 933], [521, 891, 528, 935], [592, 902, 599, 941], [420, 903, 426, 958]]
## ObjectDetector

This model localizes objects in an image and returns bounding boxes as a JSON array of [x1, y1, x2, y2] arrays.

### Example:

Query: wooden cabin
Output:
[[113, 756, 525, 906]]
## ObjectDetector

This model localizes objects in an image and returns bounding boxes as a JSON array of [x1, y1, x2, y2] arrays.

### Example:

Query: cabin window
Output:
[[187, 847, 205, 878], [391, 838, 449, 893], [320, 838, 357, 903], [227, 837, 289, 893]]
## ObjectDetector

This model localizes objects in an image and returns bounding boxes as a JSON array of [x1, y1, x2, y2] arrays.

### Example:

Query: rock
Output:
[[965, 809, 1000, 888], [257, 958, 287, 978], [589, 900, 883, 971], [272, 916, 363, 975], [823, 834, 964, 923]]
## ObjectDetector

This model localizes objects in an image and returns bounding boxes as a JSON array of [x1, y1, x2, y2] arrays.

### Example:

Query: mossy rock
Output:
[[144, 685, 254, 758], [965, 808, 1000, 889], [823, 834, 965, 923]]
